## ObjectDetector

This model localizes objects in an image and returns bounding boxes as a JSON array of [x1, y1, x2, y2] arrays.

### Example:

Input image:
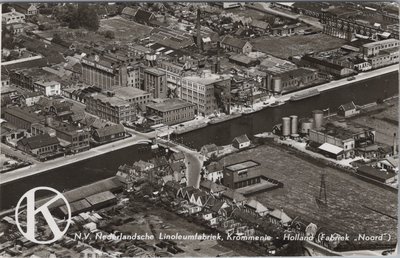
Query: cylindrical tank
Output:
[[272, 76, 282, 94], [313, 110, 324, 130], [282, 117, 291, 136], [290, 115, 298, 135], [301, 119, 313, 135]]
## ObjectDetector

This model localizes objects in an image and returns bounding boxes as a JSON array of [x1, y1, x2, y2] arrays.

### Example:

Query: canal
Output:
[[0, 71, 398, 210]]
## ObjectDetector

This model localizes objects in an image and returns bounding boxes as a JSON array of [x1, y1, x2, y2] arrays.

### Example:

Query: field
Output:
[[99, 16, 153, 41], [351, 98, 399, 146], [251, 33, 346, 59], [221, 144, 397, 244]]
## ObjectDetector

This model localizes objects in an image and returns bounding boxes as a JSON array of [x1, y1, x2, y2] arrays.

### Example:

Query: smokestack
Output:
[[393, 133, 397, 155], [196, 8, 201, 51]]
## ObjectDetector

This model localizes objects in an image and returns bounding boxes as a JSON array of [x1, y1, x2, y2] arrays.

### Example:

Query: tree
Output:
[[67, 4, 99, 31], [51, 33, 63, 45], [104, 30, 115, 39]]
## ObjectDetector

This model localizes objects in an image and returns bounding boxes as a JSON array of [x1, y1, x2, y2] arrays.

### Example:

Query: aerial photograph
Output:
[[0, 1, 398, 257]]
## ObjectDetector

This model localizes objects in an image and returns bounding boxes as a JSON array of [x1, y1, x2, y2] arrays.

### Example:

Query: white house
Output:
[[232, 134, 251, 149], [377, 157, 399, 173], [34, 80, 61, 96], [2, 10, 25, 25], [338, 101, 359, 118]]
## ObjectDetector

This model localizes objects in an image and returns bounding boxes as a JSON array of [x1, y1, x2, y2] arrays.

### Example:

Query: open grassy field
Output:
[[351, 98, 398, 146], [221, 144, 397, 244], [251, 33, 346, 59], [99, 16, 153, 41]]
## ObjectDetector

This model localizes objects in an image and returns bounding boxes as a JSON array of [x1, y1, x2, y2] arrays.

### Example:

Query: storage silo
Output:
[[313, 110, 324, 130], [300, 119, 313, 135], [282, 117, 291, 136], [272, 76, 282, 94], [290, 115, 298, 135]]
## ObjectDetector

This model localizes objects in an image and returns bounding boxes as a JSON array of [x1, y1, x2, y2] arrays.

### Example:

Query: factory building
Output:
[[143, 68, 167, 99], [81, 53, 138, 90], [361, 39, 400, 57], [85, 87, 151, 123], [180, 71, 231, 115], [264, 68, 319, 94], [222, 160, 262, 189], [145, 98, 196, 125]]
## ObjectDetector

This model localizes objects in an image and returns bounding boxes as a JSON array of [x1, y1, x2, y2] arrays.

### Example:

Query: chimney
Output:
[[393, 133, 397, 155], [196, 8, 201, 51]]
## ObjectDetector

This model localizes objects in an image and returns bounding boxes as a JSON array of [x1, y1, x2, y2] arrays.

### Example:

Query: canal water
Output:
[[1, 72, 398, 210]]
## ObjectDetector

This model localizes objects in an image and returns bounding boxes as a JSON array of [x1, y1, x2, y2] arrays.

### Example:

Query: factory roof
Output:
[[277, 67, 317, 81], [85, 191, 116, 206], [302, 55, 345, 71], [362, 38, 399, 48], [225, 160, 260, 172], [34, 80, 60, 87], [38, 177, 122, 209], [18, 133, 59, 150], [318, 143, 343, 155], [94, 124, 125, 138], [113, 86, 150, 99], [121, 6, 138, 17], [221, 35, 251, 49], [268, 209, 292, 224], [184, 72, 231, 85], [144, 67, 165, 76], [146, 98, 195, 112], [4, 107, 44, 123]]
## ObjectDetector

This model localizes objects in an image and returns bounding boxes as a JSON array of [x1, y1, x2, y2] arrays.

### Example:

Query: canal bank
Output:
[[0, 70, 398, 211]]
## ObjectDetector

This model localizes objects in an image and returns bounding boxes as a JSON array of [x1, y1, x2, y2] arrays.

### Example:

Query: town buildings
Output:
[[220, 36, 253, 54], [145, 98, 196, 125], [4, 107, 45, 130]]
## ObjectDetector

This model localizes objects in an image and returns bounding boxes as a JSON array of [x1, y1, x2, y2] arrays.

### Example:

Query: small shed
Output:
[[232, 134, 251, 149]]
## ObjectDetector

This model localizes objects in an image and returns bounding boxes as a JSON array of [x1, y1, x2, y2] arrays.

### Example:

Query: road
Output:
[[279, 64, 399, 102], [0, 134, 151, 185], [248, 3, 323, 29], [1, 143, 38, 164], [157, 138, 203, 188]]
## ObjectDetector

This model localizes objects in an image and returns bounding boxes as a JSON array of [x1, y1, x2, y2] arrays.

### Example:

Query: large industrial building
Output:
[[81, 53, 139, 90], [85, 87, 151, 123], [145, 98, 196, 125], [180, 71, 231, 115], [143, 67, 167, 99], [265, 68, 319, 94]]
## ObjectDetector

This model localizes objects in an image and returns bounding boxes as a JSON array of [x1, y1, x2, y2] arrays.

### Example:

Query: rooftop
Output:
[[362, 38, 399, 48], [184, 72, 231, 85], [144, 67, 166, 76], [146, 98, 195, 112], [225, 160, 260, 172], [34, 80, 60, 87], [18, 133, 59, 150]]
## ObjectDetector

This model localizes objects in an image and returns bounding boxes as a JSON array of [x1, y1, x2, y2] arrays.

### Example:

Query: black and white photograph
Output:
[[0, 1, 398, 257]]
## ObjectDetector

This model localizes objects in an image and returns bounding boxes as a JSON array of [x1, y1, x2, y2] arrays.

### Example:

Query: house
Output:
[[251, 20, 270, 32], [121, 7, 138, 20], [92, 124, 126, 143], [377, 157, 399, 173], [357, 165, 397, 184], [200, 143, 221, 158], [134, 8, 155, 25], [17, 133, 59, 157], [19, 91, 42, 107], [232, 134, 251, 149], [221, 188, 247, 206], [12, 3, 38, 16], [170, 161, 186, 174], [204, 162, 223, 182], [200, 180, 227, 196], [220, 35, 253, 54], [170, 151, 185, 163], [245, 199, 269, 217], [338, 102, 359, 117], [202, 212, 218, 226], [268, 209, 292, 226]]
